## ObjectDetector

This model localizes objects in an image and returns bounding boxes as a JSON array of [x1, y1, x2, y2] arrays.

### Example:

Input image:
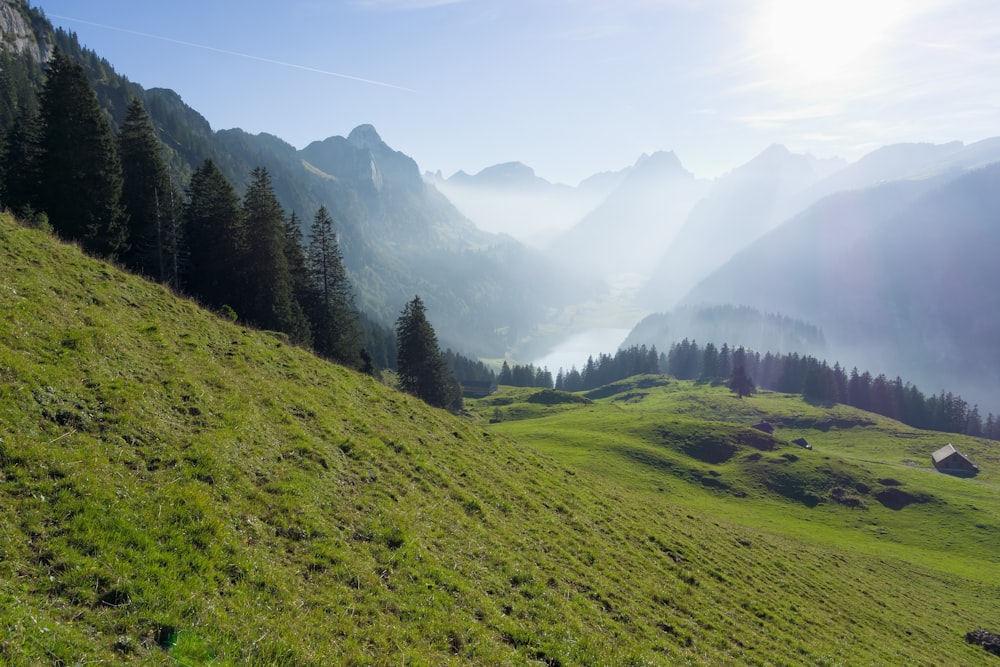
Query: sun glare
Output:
[[753, 0, 905, 88]]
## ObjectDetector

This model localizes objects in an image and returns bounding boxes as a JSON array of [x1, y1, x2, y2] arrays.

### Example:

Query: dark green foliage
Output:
[[306, 206, 363, 367], [444, 349, 496, 386], [554, 345, 661, 391], [0, 47, 44, 133], [360, 313, 397, 371], [660, 338, 998, 440], [0, 104, 43, 216], [395, 296, 462, 411], [728, 364, 756, 399], [499, 361, 552, 388], [667, 338, 700, 380], [36, 50, 126, 257], [182, 159, 244, 309], [240, 167, 311, 345], [118, 98, 181, 285]]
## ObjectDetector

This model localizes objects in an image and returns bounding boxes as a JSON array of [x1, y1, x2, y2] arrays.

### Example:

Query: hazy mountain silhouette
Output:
[[429, 162, 611, 248], [680, 165, 1000, 408], [622, 306, 827, 359], [1, 16, 590, 357], [639, 145, 845, 308], [547, 151, 710, 281]]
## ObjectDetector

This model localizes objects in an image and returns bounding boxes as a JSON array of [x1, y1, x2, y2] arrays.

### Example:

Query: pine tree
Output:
[[728, 364, 756, 399], [395, 295, 461, 411], [241, 167, 311, 345], [1, 105, 43, 219], [307, 206, 362, 366], [700, 342, 719, 381], [118, 98, 178, 284], [283, 211, 316, 315], [36, 50, 126, 256], [498, 361, 512, 385], [182, 159, 244, 310]]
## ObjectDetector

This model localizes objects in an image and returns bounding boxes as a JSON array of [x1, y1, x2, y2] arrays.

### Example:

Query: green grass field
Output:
[[2, 213, 999, 665]]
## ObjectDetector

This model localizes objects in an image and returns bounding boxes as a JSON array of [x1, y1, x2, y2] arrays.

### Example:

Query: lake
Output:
[[532, 327, 632, 373]]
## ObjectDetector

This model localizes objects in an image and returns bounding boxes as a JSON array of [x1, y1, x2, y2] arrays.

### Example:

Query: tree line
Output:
[[554, 345, 661, 392], [498, 361, 553, 389], [664, 339, 1000, 440], [492, 346, 660, 392], [0, 50, 367, 368], [1, 50, 474, 412]]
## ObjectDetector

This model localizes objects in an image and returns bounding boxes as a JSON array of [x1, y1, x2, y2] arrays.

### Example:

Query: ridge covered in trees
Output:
[[1, 47, 494, 412], [554, 345, 661, 392], [664, 338, 1000, 440], [0, 51, 374, 371]]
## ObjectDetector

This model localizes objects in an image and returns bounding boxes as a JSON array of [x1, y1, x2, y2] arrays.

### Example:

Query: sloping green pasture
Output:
[[1, 214, 998, 665]]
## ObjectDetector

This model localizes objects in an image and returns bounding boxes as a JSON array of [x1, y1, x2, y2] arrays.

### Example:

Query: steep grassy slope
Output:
[[2, 214, 999, 665]]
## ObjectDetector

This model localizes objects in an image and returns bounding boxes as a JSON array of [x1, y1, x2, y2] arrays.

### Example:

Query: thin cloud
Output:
[[353, 0, 466, 9], [735, 105, 839, 129], [48, 14, 417, 93]]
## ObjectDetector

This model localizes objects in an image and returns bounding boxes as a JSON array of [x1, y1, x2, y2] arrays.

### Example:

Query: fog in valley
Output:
[[36, 0, 1000, 413], [429, 140, 1000, 413]]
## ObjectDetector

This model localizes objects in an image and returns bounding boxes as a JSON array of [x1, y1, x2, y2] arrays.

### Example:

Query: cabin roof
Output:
[[932, 443, 978, 470], [931, 443, 958, 464]]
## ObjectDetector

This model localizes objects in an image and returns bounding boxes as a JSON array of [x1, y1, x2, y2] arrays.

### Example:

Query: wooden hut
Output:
[[931, 443, 978, 474]]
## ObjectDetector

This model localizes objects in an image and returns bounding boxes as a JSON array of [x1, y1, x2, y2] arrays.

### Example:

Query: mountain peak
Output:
[[447, 161, 553, 188], [626, 150, 692, 184], [635, 150, 685, 171], [347, 124, 385, 151]]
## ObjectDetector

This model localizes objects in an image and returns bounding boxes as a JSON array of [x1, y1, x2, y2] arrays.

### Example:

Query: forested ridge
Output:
[[0, 2, 591, 359], [662, 338, 1000, 440], [0, 46, 480, 409]]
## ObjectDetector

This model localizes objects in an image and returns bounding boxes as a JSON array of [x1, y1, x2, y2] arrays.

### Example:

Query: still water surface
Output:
[[532, 328, 631, 374]]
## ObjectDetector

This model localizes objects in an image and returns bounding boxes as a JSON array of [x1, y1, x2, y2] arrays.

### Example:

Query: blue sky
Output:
[[37, 0, 1000, 185]]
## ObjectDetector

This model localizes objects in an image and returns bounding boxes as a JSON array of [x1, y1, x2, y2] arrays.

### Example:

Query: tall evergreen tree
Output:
[[700, 342, 719, 381], [728, 364, 756, 399], [182, 159, 244, 310], [307, 206, 362, 366], [395, 295, 461, 411], [1, 105, 43, 218], [36, 50, 126, 256], [498, 361, 512, 385], [283, 211, 316, 314], [118, 98, 179, 284], [241, 167, 311, 345]]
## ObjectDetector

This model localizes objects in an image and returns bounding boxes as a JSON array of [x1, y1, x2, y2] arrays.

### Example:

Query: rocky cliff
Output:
[[0, 0, 51, 63]]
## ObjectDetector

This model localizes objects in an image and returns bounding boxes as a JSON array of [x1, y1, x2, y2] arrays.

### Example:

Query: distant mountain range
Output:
[[6, 0, 1000, 409], [680, 164, 1000, 408], [0, 2, 593, 357], [546, 151, 710, 280], [427, 162, 614, 248]]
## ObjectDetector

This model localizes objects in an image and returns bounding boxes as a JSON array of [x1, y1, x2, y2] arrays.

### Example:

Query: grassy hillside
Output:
[[471, 378, 1000, 663], [1, 213, 999, 665]]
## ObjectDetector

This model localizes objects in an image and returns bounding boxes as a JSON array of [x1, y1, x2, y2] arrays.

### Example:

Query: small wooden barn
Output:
[[751, 420, 774, 434], [792, 437, 812, 450], [931, 443, 978, 474]]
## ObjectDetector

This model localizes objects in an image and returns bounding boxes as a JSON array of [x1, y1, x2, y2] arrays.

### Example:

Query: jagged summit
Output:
[[346, 123, 386, 151], [448, 161, 553, 188], [633, 150, 686, 173]]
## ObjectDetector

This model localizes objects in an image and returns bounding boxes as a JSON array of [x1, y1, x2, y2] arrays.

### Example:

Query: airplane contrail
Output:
[[48, 14, 417, 93]]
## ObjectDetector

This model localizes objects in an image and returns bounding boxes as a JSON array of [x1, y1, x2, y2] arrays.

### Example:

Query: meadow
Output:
[[1, 213, 998, 665]]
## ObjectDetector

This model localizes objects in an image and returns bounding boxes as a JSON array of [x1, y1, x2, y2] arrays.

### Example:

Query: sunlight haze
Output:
[[37, 0, 1000, 184]]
